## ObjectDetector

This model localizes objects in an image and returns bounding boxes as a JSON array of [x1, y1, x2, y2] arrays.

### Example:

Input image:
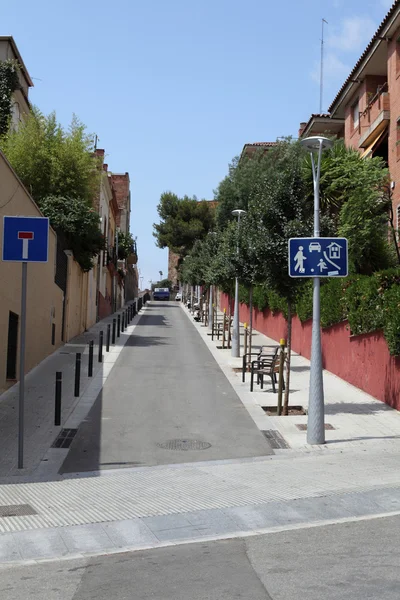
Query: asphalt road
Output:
[[60, 302, 271, 473], [3, 515, 400, 599]]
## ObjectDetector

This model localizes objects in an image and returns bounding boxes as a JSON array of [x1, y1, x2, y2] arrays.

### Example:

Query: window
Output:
[[352, 100, 359, 129]]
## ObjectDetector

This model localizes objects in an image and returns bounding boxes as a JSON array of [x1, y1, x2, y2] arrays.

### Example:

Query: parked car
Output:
[[175, 292, 182, 301], [153, 287, 170, 300]]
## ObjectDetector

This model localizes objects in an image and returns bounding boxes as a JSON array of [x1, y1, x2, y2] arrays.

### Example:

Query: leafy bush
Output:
[[342, 275, 384, 336], [295, 281, 313, 322], [40, 196, 105, 271], [267, 289, 288, 318], [0, 59, 20, 135], [382, 285, 400, 355], [252, 284, 269, 311], [320, 278, 346, 328]]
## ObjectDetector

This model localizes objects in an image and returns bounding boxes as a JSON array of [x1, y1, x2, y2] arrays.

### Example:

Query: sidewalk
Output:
[[0, 301, 143, 479], [191, 305, 400, 453], [2, 301, 400, 564]]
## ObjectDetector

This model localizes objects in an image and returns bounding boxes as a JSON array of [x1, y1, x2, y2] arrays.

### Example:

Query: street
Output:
[[2, 515, 400, 599], [60, 302, 272, 473]]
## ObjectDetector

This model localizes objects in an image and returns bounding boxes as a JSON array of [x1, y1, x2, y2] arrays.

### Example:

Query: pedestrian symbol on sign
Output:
[[294, 246, 306, 273]]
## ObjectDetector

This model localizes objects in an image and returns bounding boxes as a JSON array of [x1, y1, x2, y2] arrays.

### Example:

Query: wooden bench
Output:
[[250, 346, 284, 393]]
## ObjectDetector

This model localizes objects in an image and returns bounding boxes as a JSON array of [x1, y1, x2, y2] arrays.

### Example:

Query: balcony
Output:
[[358, 83, 390, 148]]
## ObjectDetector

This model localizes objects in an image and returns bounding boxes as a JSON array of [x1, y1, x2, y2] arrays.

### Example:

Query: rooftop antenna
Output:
[[320, 18, 328, 113]]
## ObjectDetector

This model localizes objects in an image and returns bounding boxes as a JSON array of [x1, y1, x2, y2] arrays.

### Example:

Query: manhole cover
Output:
[[157, 439, 212, 451], [51, 428, 78, 449], [0, 504, 37, 518]]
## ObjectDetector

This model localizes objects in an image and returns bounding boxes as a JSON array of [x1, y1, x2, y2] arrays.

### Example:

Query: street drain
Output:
[[0, 504, 37, 518], [157, 439, 212, 451], [262, 430, 290, 449], [51, 429, 78, 449]]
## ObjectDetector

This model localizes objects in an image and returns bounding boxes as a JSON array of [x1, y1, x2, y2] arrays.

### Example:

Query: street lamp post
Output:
[[231, 209, 246, 358], [300, 136, 333, 445]]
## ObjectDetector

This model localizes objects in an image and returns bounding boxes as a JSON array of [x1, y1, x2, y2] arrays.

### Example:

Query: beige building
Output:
[[0, 152, 64, 393], [0, 36, 32, 130]]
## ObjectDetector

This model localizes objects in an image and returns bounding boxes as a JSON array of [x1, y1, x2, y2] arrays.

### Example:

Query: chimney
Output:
[[103, 163, 108, 172], [298, 122, 307, 137]]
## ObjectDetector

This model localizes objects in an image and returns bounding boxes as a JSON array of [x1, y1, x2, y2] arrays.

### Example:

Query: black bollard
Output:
[[121, 311, 125, 331], [126, 308, 129, 325], [117, 314, 121, 337], [55, 371, 62, 426], [88, 340, 94, 377], [74, 353, 81, 397], [112, 318, 116, 344], [106, 324, 111, 352], [98, 331, 103, 363]]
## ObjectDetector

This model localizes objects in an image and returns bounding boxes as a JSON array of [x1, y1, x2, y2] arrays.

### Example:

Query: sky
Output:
[[2, 0, 394, 287]]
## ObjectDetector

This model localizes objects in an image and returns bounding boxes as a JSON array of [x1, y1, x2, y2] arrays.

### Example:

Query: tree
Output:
[[302, 139, 389, 216], [245, 140, 312, 414], [40, 196, 105, 272], [338, 186, 394, 274], [214, 150, 275, 231], [153, 192, 215, 257], [0, 108, 100, 204]]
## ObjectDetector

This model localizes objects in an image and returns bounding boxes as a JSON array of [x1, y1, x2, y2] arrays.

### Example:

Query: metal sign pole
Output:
[[307, 141, 325, 445], [18, 261, 27, 469]]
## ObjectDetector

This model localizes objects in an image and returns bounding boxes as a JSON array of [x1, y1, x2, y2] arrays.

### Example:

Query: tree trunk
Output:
[[248, 285, 253, 357], [389, 203, 400, 265], [282, 300, 292, 416]]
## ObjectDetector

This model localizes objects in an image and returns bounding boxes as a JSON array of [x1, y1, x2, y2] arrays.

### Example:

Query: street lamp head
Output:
[[300, 136, 333, 152], [232, 209, 246, 217]]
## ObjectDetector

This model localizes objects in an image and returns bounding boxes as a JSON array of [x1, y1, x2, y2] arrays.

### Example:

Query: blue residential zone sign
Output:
[[2, 216, 49, 263], [288, 237, 348, 278]]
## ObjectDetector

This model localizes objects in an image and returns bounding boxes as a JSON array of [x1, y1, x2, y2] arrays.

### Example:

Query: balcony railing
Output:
[[358, 82, 390, 148]]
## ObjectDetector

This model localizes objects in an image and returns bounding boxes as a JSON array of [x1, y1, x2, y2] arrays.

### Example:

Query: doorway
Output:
[[6, 311, 19, 380]]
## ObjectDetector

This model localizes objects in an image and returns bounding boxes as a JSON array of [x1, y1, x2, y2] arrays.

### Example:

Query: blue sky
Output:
[[3, 0, 394, 286]]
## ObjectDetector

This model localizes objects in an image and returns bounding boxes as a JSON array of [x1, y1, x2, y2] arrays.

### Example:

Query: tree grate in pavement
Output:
[[261, 430, 290, 449], [51, 429, 78, 449], [295, 424, 335, 431], [157, 439, 212, 451], [0, 504, 37, 518]]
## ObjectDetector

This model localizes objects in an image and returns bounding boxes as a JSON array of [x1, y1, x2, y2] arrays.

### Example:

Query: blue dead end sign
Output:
[[2, 216, 49, 263], [288, 237, 348, 277]]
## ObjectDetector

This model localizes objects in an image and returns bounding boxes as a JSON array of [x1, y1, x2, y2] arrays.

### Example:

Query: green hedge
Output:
[[236, 268, 400, 355]]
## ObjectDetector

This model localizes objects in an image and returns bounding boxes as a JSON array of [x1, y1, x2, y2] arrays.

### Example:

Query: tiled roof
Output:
[[328, 1, 399, 113], [244, 142, 278, 147]]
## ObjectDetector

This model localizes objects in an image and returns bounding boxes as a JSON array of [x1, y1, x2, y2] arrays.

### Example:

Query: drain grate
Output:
[[157, 439, 212, 451], [51, 428, 78, 449], [0, 504, 37, 518], [295, 423, 335, 431], [261, 430, 290, 449]]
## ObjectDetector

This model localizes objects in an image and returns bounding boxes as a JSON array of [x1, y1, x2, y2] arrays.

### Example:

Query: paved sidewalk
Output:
[[191, 305, 400, 453], [0, 301, 142, 478], [2, 301, 400, 564]]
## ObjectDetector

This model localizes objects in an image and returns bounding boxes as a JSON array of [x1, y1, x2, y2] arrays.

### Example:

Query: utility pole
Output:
[[320, 18, 328, 113]]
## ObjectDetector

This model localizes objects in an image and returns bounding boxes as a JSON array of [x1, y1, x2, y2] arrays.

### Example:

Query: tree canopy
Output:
[[153, 192, 215, 257], [0, 108, 100, 204]]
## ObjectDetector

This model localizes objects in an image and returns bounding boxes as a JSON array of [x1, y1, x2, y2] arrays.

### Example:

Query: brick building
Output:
[[301, 2, 400, 222]]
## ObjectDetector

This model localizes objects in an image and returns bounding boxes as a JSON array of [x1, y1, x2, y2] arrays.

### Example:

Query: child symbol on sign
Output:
[[318, 258, 328, 273]]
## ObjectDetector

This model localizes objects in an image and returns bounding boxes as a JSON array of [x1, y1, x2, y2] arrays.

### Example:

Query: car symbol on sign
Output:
[[309, 242, 321, 252]]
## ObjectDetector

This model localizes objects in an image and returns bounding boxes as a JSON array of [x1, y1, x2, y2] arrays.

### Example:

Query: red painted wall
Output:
[[220, 293, 400, 410]]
